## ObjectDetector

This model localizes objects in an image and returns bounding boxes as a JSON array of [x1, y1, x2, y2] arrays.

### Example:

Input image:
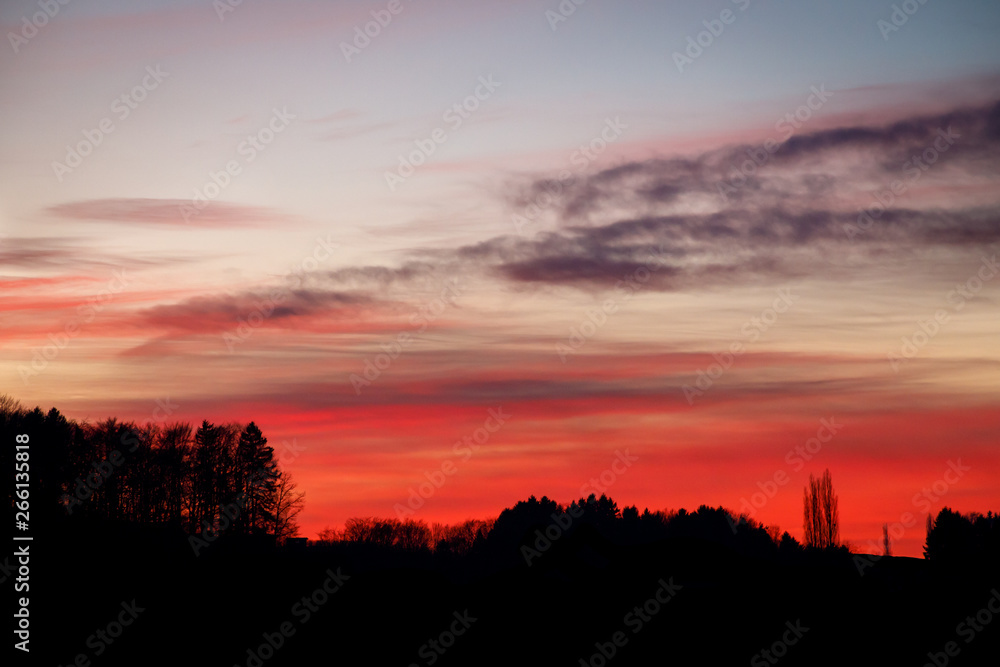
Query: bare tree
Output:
[[272, 472, 305, 543], [394, 519, 432, 551], [0, 393, 25, 418], [159, 423, 193, 527], [882, 523, 892, 557], [316, 526, 339, 544], [803, 469, 839, 548], [432, 519, 493, 555]]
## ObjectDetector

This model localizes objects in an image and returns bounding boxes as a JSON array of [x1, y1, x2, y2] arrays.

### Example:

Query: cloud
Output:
[[139, 288, 376, 333], [423, 206, 994, 293], [0, 236, 192, 272], [0, 237, 83, 269], [319, 262, 446, 290], [475, 99, 1000, 291], [262, 99, 997, 298], [30, 99, 996, 357], [533, 99, 1000, 220], [46, 198, 288, 229]]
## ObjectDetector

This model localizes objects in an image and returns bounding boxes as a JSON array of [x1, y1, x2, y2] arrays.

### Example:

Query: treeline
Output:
[[924, 507, 1000, 563], [317, 517, 494, 555], [321, 495, 807, 564], [6, 395, 998, 564], [2, 396, 303, 542], [326, 496, 1000, 567]]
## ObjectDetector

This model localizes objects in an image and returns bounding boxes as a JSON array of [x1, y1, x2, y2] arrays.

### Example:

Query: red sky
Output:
[[3, 0, 1000, 557]]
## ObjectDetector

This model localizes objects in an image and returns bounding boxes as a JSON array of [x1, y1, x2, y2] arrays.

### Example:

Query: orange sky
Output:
[[3, 0, 1000, 557]]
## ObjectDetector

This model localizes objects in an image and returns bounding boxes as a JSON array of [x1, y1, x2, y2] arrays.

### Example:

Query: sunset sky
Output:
[[3, 0, 999, 556]]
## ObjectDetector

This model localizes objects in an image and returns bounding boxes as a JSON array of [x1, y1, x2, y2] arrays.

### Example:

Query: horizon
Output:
[[4, 0, 1000, 559]]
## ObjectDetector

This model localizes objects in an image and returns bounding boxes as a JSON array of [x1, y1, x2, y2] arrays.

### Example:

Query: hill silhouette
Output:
[[4, 398, 999, 665]]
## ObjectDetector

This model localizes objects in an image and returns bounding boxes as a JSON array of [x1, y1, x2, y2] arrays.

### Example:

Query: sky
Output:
[[2, 0, 999, 557]]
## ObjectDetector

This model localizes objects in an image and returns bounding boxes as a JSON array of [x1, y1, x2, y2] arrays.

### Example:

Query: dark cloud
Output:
[[474, 99, 1000, 291], [506, 99, 1000, 222], [319, 262, 441, 289], [775, 100, 1000, 163], [311, 205, 999, 296], [148, 99, 999, 302], [415, 205, 991, 292], [140, 288, 374, 332]]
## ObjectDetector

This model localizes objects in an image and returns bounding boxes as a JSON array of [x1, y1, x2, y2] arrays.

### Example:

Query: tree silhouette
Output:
[[3, 396, 311, 548], [882, 523, 892, 556], [316, 526, 339, 544], [778, 531, 803, 558], [272, 472, 305, 543], [341, 517, 431, 550], [159, 423, 193, 526], [432, 519, 492, 555], [192, 420, 225, 533], [803, 469, 839, 548], [921, 507, 999, 562], [236, 421, 279, 535], [394, 518, 432, 551]]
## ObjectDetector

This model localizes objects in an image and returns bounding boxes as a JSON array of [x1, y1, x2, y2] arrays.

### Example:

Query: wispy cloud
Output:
[[138, 288, 377, 334], [46, 198, 289, 229], [0, 236, 193, 272]]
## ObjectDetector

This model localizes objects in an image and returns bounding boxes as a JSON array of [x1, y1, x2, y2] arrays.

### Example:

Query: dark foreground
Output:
[[12, 521, 1000, 667]]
